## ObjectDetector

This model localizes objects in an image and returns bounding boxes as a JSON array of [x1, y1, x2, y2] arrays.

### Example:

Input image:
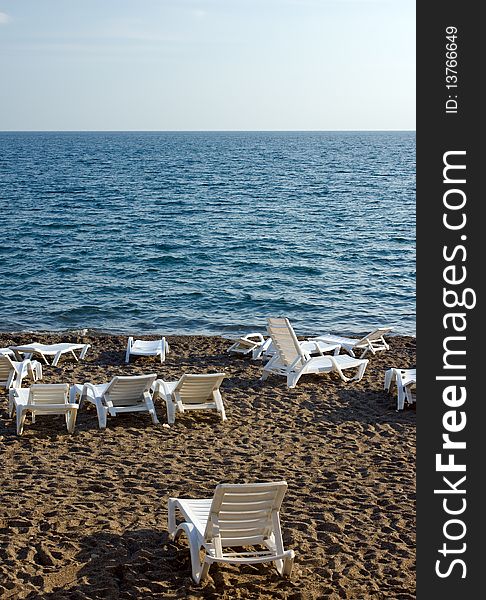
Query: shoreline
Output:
[[1, 331, 416, 598], [0, 328, 417, 340]]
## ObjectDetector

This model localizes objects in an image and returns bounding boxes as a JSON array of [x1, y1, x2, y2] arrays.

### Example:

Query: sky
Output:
[[0, 0, 415, 131]]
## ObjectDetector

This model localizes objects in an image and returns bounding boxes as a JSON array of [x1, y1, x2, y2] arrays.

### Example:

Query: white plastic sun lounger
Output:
[[9, 383, 78, 435], [226, 333, 265, 356], [11, 342, 91, 366], [312, 327, 392, 358], [125, 337, 170, 364], [251, 318, 343, 362], [81, 374, 158, 428], [384, 368, 416, 410], [0, 355, 43, 390], [153, 373, 226, 425], [262, 317, 368, 388], [168, 481, 295, 583]]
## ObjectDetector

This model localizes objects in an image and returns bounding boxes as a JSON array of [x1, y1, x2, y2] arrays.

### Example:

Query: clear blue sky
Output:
[[0, 0, 415, 131]]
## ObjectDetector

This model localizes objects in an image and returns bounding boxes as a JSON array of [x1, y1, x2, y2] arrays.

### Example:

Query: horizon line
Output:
[[0, 128, 416, 133]]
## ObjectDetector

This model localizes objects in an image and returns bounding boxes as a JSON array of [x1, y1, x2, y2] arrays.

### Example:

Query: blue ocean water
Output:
[[0, 131, 415, 337]]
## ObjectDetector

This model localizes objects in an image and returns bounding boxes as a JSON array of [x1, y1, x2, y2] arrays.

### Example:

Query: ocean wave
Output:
[[0, 131, 416, 336]]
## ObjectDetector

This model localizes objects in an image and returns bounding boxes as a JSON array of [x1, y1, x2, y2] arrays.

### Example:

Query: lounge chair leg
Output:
[[17, 410, 27, 435], [95, 401, 107, 428], [213, 391, 227, 421], [67, 409, 78, 433], [287, 372, 301, 388], [165, 398, 176, 425], [397, 388, 405, 411], [52, 351, 63, 366], [149, 408, 159, 424], [30, 361, 43, 381], [167, 499, 177, 537], [260, 370, 270, 382], [198, 560, 210, 583], [281, 552, 295, 577], [355, 360, 368, 381]]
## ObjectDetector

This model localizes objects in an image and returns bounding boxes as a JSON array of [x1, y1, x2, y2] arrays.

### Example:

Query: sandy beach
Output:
[[0, 331, 416, 599]]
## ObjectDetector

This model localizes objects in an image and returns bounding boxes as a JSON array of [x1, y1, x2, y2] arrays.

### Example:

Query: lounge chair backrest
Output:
[[355, 327, 392, 346], [133, 340, 164, 351], [0, 355, 15, 381], [28, 384, 70, 405], [205, 481, 288, 545], [266, 318, 307, 368], [105, 374, 157, 406], [174, 373, 225, 405]]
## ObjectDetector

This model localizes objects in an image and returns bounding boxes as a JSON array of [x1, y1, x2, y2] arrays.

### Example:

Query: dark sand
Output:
[[0, 332, 416, 599]]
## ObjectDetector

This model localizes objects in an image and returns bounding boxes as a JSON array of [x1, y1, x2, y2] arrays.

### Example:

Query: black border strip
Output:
[[417, 3, 481, 597]]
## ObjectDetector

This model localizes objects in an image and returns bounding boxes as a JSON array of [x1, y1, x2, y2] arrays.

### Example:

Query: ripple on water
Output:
[[0, 131, 415, 336]]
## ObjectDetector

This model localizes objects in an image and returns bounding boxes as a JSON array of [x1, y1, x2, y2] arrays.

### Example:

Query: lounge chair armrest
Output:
[[246, 333, 265, 343], [153, 379, 173, 399], [81, 382, 99, 400], [288, 355, 308, 371], [305, 341, 325, 355]]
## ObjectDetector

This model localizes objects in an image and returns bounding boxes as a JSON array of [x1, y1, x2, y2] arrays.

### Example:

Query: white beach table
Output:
[[384, 368, 416, 411], [11, 343, 91, 366]]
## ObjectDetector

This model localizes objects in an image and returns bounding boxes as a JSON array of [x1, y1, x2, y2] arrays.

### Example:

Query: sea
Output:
[[0, 131, 415, 337]]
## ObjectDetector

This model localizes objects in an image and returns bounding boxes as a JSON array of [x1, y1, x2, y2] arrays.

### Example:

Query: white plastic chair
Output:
[[0, 355, 43, 389], [153, 373, 226, 425], [226, 333, 265, 356], [81, 374, 159, 428], [312, 327, 392, 358], [384, 368, 416, 410], [11, 342, 91, 366], [9, 383, 78, 435], [262, 317, 368, 388], [168, 481, 295, 583], [125, 337, 169, 364]]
